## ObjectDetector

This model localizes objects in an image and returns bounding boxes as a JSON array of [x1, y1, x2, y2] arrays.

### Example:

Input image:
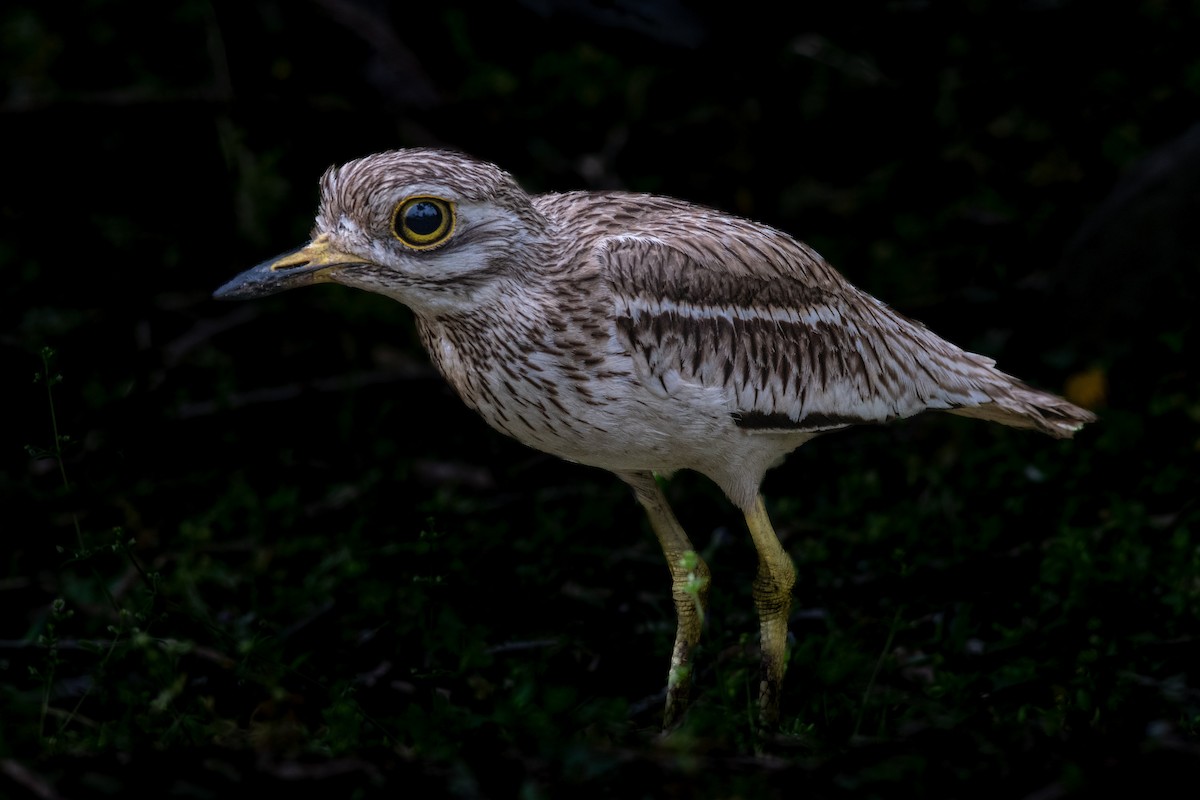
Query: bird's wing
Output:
[[599, 232, 1000, 433]]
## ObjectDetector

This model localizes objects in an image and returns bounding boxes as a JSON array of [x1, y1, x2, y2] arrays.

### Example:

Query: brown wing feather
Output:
[[601, 229, 1092, 437]]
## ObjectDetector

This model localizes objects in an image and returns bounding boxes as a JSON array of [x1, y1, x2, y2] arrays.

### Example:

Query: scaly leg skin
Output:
[[620, 471, 711, 730], [743, 494, 796, 730]]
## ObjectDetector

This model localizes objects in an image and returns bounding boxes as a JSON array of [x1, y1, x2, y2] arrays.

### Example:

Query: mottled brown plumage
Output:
[[215, 148, 1095, 730]]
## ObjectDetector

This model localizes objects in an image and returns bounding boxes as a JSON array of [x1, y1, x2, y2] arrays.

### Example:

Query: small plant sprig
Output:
[[26, 346, 93, 562], [30, 597, 72, 741], [29, 346, 136, 602], [26, 347, 145, 742], [26, 348, 81, 740], [28, 347, 72, 491]]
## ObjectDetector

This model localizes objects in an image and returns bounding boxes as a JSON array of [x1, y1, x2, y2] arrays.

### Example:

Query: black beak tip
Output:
[[212, 271, 259, 301], [213, 259, 293, 301], [212, 278, 240, 301]]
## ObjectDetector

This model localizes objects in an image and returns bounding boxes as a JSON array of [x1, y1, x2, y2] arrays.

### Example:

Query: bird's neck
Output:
[[412, 279, 554, 404]]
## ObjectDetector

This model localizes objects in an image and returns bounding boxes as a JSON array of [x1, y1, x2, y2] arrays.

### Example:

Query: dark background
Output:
[[3, 1, 1199, 797]]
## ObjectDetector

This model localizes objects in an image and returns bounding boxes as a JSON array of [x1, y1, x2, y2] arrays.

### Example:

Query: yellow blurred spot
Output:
[[1064, 366, 1107, 409]]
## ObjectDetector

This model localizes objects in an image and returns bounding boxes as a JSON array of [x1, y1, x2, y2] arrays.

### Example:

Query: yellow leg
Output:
[[621, 471, 711, 729], [743, 494, 796, 729]]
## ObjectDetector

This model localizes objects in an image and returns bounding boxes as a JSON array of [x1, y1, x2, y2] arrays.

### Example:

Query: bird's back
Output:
[[533, 190, 1093, 443]]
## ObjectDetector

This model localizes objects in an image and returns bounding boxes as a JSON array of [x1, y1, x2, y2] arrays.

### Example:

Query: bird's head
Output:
[[214, 148, 550, 314]]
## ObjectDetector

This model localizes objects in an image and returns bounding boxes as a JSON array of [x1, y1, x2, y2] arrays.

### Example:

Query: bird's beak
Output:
[[213, 236, 369, 300]]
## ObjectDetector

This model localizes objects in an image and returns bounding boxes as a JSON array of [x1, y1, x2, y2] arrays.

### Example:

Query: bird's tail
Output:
[[947, 376, 1096, 439]]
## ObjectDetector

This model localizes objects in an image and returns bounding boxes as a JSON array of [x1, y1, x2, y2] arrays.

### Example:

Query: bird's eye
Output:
[[391, 196, 455, 249]]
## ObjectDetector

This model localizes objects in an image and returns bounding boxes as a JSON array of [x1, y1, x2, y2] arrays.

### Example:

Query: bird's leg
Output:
[[620, 471, 711, 729], [742, 494, 796, 729]]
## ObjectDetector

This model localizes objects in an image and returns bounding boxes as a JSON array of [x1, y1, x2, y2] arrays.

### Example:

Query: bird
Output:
[[214, 148, 1095, 730]]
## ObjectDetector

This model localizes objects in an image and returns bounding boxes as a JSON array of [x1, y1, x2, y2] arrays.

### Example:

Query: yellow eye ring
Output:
[[391, 196, 455, 249]]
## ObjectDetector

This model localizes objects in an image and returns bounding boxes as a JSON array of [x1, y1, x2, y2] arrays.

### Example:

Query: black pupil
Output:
[[405, 202, 442, 236]]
